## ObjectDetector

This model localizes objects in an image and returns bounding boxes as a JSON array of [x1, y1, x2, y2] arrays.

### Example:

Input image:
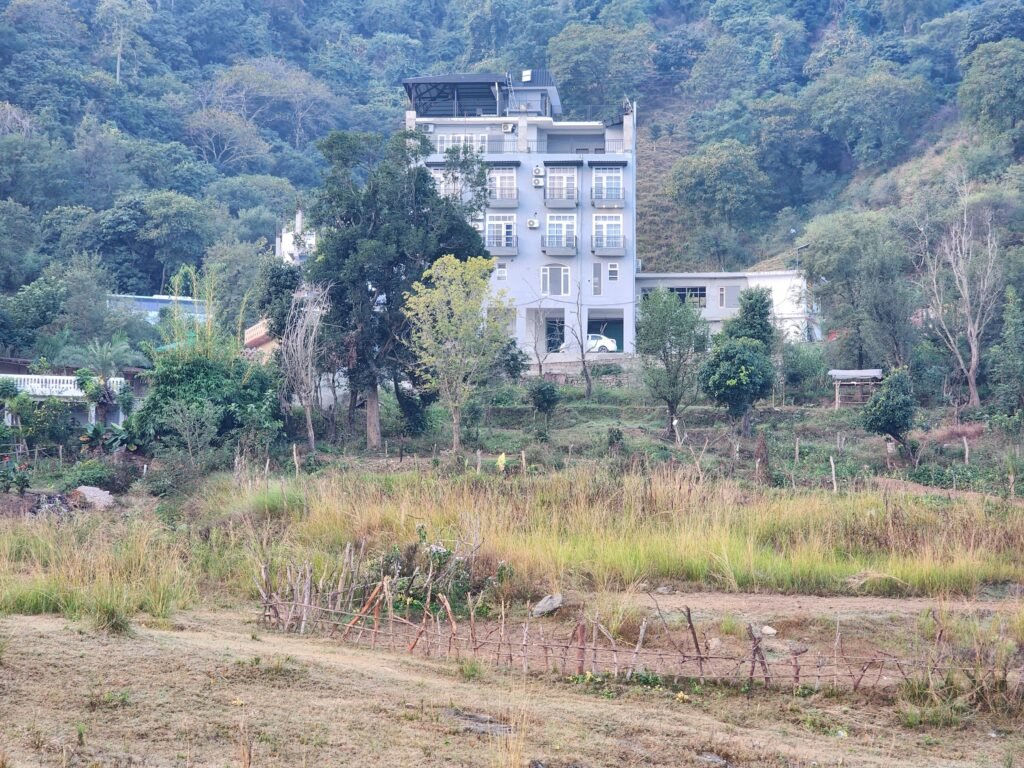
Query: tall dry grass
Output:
[[289, 465, 1024, 596], [1, 463, 1021, 631], [0, 516, 196, 630]]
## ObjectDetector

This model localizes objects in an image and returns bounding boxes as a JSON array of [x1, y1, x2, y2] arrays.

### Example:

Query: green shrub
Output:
[[57, 460, 115, 493]]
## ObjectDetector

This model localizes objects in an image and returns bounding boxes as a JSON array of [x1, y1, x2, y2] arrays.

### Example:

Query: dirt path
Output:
[[0, 610, 1019, 767], [635, 590, 1023, 622]]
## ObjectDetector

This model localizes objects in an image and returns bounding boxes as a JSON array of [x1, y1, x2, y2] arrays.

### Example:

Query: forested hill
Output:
[[0, 0, 1022, 299]]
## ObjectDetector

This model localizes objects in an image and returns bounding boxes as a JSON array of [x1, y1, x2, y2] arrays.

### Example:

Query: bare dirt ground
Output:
[[638, 590, 1023, 622], [0, 609, 1020, 767]]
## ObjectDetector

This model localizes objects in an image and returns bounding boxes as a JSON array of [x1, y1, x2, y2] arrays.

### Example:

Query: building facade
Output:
[[403, 71, 638, 363], [276, 209, 317, 266], [635, 270, 820, 342]]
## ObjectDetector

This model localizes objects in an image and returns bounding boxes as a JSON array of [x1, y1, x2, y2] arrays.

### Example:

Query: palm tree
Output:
[[70, 335, 141, 382]]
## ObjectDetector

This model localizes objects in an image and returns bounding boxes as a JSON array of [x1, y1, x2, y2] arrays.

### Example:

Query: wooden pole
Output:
[[829, 456, 837, 494]]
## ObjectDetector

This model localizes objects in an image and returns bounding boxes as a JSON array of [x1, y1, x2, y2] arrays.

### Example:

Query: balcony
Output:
[[591, 188, 625, 208], [591, 235, 627, 257], [487, 189, 518, 209], [0, 374, 127, 400], [544, 188, 578, 209], [541, 235, 577, 256], [486, 234, 518, 256]]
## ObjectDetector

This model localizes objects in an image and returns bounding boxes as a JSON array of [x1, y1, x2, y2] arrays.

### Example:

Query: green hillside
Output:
[[1, 0, 1023, 368]]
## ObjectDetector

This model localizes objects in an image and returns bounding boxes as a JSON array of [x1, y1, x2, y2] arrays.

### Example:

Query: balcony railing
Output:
[[487, 188, 518, 208], [431, 138, 628, 156], [591, 188, 626, 207], [544, 188, 578, 208], [0, 374, 127, 400], [591, 235, 627, 256], [485, 235, 518, 255], [541, 235, 578, 255]]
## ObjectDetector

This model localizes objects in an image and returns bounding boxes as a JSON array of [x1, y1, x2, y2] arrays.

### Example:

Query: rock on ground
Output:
[[531, 594, 564, 617], [74, 485, 115, 510]]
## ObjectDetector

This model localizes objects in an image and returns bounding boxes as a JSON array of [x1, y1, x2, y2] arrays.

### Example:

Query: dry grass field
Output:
[[1, 609, 1021, 768], [1, 464, 1023, 766]]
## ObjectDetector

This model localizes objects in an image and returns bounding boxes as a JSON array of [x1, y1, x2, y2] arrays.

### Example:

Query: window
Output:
[[608, 263, 619, 282], [496, 262, 508, 281], [430, 169, 458, 198], [592, 166, 623, 200], [593, 214, 623, 248], [486, 214, 516, 249], [487, 168, 516, 200], [545, 214, 576, 248], [718, 285, 741, 309], [436, 134, 488, 153], [671, 286, 707, 307], [541, 265, 570, 297], [593, 262, 602, 296], [546, 167, 577, 200]]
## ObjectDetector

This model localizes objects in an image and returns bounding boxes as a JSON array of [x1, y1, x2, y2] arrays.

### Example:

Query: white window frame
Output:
[[546, 166, 577, 200], [430, 168, 458, 198], [593, 262, 602, 296], [487, 167, 517, 200], [608, 263, 619, 282], [545, 214, 576, 248], [495, 262, 508, 281], [541, 265, 570, 297], [592, 166, 623, 200], [436, 134, 488, 153], [592, 213, 623, 248], [486, 214, 516, 249]]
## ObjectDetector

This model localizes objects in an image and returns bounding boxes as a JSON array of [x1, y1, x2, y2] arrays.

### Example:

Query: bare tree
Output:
[[564, 283, 594, 399], [917, 173, 1002, 408], [280, 284, 330, 452]]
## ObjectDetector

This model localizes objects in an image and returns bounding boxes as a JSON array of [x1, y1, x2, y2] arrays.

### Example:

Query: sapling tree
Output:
[[404, 255, 514, 451], [698, 337, 774, 437], [862, 368, 918, 461], [636, 287, 708, 443], [528, 380, 560, 428]]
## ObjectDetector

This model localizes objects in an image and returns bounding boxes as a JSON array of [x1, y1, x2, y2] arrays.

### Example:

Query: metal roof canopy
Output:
[[828, 369, 884, 381], [403, 72, 562, 118]]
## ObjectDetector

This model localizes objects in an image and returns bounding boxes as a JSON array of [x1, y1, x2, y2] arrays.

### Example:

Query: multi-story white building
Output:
[[403, 71, 638, 363]]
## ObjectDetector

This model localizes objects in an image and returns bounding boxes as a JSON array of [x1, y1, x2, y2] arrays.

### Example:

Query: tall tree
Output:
[[404, 255, 513, 452], [958, 39, 1024, 146], [917, 173, 1003, 408], [803, 211, 916, 368], [93, 0, 152, 85], [636, 287, 709, 443], [988, 286, 1024, 414], [306, 130, 484, 450]]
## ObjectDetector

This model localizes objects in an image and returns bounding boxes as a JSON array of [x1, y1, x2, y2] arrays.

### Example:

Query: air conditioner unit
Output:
[[532, 166, 545, 177], [531, 177, 544, 188], [527, 219, 540, 229], [471, 221, 484, 232], [422, 124, 434, 133], [502, 124, 516, 134]]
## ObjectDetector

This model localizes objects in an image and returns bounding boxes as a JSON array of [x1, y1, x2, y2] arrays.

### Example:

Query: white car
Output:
[[560, 333, 618, 353]]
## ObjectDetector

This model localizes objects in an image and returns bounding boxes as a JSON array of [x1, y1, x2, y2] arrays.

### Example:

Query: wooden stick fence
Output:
[[255, 566, 1022, 695]]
